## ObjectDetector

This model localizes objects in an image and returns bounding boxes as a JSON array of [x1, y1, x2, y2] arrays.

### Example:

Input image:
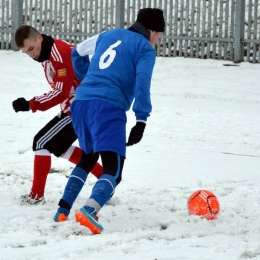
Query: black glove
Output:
[[12, 98, 30, 112], [126, 122, 146, 146]]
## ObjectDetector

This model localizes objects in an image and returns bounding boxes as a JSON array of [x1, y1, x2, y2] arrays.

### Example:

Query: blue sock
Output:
[[89, 174, 117, 208], [58, 167, 88, 215]]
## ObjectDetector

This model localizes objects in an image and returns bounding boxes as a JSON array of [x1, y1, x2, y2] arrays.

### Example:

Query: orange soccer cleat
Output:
[[54, 212, 68, 222], [75, 207, 103, 235]]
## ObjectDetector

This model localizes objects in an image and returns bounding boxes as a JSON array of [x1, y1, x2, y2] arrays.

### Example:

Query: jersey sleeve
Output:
[[71, 34, 100, 80], [132, 47, 156, 122], [72, 48, 90, 80]]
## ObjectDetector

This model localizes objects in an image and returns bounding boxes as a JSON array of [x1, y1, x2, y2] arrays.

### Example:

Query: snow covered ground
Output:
[[1, 50, 260, 260]]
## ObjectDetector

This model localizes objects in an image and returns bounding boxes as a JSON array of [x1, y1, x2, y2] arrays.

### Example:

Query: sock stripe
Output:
[[99, 178, 115, 194], [61, 145, 74, 160], [34, 149, 51, 156], [114, 153, 121, 180], [70, 174, 85, 184]]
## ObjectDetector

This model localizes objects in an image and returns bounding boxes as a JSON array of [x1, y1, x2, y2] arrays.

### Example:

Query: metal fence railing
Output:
[[1, 0, 260, 63]]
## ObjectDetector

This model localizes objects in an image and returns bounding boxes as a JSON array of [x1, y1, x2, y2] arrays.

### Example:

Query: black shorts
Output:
[[33, 112, 77, 157]]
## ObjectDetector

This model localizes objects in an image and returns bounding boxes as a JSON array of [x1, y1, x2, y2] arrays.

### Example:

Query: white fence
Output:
[[1, 0, 260, 62]]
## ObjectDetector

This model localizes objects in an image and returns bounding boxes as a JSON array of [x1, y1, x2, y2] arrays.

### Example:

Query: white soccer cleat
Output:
[[20, 194, 46, 206]]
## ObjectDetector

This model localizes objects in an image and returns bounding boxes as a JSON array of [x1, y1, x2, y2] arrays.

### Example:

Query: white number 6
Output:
[[99, 40, 122, 69]]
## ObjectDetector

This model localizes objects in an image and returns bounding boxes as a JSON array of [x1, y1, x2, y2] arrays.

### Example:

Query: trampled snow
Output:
[[1, 50, 260, 260]]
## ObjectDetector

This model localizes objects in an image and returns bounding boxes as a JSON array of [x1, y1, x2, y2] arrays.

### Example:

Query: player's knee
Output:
[[100, 152, 124, 185], [77, 151, 99, 173]]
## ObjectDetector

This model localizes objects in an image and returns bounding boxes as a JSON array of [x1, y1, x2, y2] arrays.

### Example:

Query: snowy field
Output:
[[1, 50, 260, 260]]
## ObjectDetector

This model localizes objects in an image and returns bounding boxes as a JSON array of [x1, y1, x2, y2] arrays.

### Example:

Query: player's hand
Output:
[[126, 122, 146, 146], [12, 97, 30, 112]]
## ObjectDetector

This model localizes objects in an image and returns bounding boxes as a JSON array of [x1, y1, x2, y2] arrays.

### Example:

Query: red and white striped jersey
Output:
[[29, 39, 81, 115]]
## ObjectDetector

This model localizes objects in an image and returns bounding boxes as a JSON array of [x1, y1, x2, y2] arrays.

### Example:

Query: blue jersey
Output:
[[72, 29, 156, 122]]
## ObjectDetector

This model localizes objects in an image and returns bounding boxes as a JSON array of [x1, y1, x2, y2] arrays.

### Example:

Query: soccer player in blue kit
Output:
[[54, 8, 165, 234]]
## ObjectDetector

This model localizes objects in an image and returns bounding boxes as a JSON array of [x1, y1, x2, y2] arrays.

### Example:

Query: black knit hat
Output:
[[137, 8, 165, 32]]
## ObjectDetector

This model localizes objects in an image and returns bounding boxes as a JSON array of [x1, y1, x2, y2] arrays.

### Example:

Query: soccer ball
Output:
[[187, 190, 220, 220]]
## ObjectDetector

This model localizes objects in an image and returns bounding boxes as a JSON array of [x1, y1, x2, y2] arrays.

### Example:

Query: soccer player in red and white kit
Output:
[[12, 25, 103, 205]]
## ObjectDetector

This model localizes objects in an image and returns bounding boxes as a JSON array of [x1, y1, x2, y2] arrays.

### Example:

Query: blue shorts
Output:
[[71, 100, 127, 157]]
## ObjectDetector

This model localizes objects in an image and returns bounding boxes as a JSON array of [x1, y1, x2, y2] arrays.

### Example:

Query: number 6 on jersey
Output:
[[99, 40, 122, 69]]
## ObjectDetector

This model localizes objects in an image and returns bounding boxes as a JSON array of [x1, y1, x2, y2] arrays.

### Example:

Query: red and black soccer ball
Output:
[[187, 190, 220, 220]]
